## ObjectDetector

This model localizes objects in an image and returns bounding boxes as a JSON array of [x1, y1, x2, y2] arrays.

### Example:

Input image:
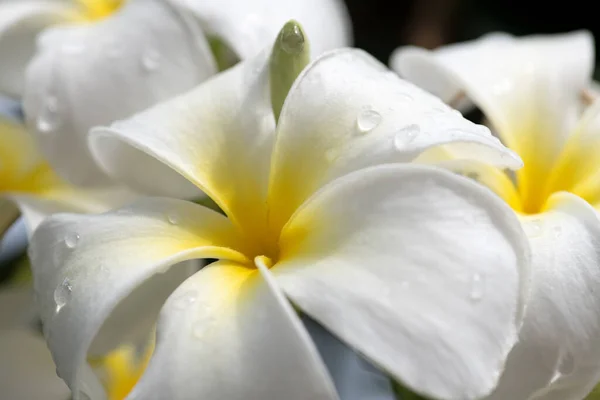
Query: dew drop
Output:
[[173, 290, 198, 310], [141, 49, 160, 72], [54, 278, 72, 313], [281, 24, 304, 54], [356, 108, 382, 133], [395, 92, 414, 103], [167, 212, 179, 225], [394, 124, 420, 150], [192, 316, 215, 339], [559, 353, 575, 376], [470, 273, 485, 302], [527, 219, 543, 237], [37, 96, 59, 134], [553, 225, 562, 238], [64, 232, 80, 249]]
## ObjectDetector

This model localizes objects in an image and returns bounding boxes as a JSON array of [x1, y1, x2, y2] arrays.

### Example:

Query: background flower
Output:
[[0, 0, 351, 187], [393, 30, 600, 400]]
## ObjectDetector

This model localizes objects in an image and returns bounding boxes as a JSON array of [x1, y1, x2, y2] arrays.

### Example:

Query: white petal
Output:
[[171, 0, 352, 58], [486, 193, 600, 400], [267, 48, 520, 232], [0, 1, 76, 98], [30, 197, 249, 397], [392, 31, 593, 208], [9, 186, 136, 235], [274, 164, 530, 400], [0, 329, 70, 399], [90, 51, 274, 241], [23, 0, 217, 187], [0, 116, 133, 234], [129, 258, 338, 400]]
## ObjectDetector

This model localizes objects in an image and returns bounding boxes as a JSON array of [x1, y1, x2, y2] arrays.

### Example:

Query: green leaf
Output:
[[269, 20, 310, 122]]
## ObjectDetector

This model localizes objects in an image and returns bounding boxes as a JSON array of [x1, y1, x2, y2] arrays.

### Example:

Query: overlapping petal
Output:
[[170, 0, 352, 59], [0, 1, 76, 98], [275, 164, 529, 400], [485, 193, 600, 400], [549, 99, 600, 205], [0, 116, 134, 233], [266, 48, 521, 231], [90, 51, 274, 249], [129, 258, 338, 400], [392, 31, 594, 212], [30, 198, 249, 397], [23, 0, 218, 186]]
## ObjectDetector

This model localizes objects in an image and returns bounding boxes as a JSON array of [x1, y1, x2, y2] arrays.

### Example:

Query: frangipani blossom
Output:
[[0, 113, 131, 234], [0, 0, 351, 186], [31, 41, 530, 399], [393, 30, 600, 400]]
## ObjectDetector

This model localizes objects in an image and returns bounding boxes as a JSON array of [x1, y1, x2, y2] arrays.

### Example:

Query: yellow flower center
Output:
[[74, 0, 124, 20], [470, 103, 600, 215]]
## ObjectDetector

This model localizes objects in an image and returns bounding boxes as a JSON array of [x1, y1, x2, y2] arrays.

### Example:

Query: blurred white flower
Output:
[[393, 31, 600, 400], [0, 0, 351, 187], [0, 114, 131, 234], [31, 26, 530, 399]]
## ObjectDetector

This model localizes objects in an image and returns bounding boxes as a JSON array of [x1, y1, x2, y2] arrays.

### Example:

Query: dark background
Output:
[[343, 0, 600, 78]]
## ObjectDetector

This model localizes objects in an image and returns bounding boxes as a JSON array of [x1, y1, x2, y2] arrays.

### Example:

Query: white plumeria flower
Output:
[[393, 31, 600, 400], [0, 0, 351, 188], [31, 44, 530, 399], [0, 113, 132, 234]]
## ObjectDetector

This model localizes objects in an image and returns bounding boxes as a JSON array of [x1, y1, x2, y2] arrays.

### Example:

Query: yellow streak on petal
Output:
[[0, 118, 65, 195], [416, 148, 523, 212], [545, 101, 600, 207], [73, 0, 123, 20]]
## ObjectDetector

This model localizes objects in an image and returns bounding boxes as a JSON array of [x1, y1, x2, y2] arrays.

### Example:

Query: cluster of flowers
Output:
[[1, 1, 599, 399]]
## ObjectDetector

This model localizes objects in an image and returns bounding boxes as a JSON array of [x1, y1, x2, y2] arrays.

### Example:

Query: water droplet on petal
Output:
[[64, 232, 80, 249], [54, 278, 72, 313], [167, 212, 179, 225], [192, 310, 215, 339], [394, 124, 420, 150], [141, 49, 160, 72], [356, 108, 382, 133], [470, 273, 485, 302], [37, 96, 59, 134], [553, 225, 562, 238], [173, 290, 198, 310], [527, 219, 543, 237], [281, 24, 304, 54], [559, 353, 575, 376]]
